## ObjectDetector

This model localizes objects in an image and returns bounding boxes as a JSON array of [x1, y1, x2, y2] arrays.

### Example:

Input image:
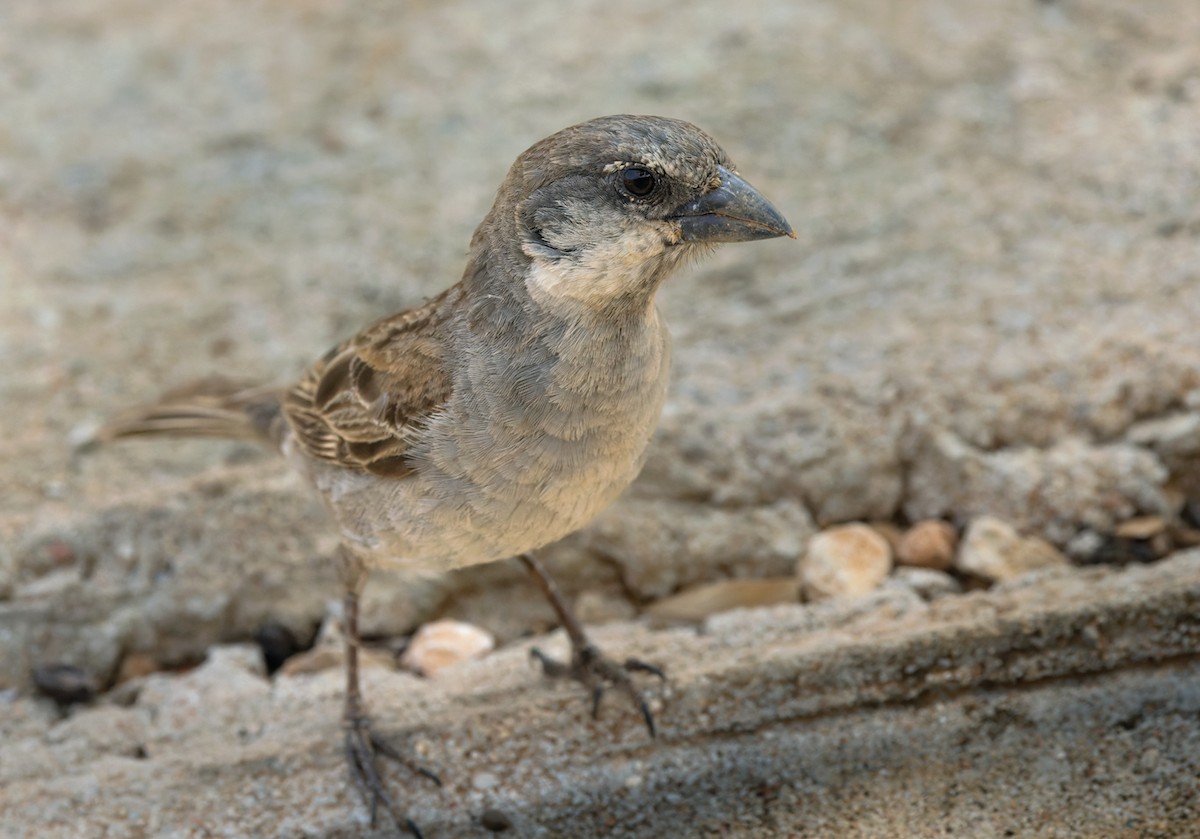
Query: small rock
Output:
[[1137, 747, 1162, 774], [896, 520, 958, 570], [797, 524, 892, 601], [472, 771, 500, 790], [1172, 525, 1200, 548], [67, 420, 103, 452], [1114, 515, 1168, 540], [956, 516, 1069, 583], [115, 652, 160, 684], [279, 645, 347, 676], [32, 664, 98, 706], [278, 608, 395, 676], [480, 808, 513, 832], [1065, 529, 1106, 561], [400, 620, 495, 677], [646, 577, 801, 624], [889, 566, 962, 600]]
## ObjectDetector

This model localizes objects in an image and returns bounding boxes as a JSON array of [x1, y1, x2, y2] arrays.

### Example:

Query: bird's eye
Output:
[[620, 167, 657, 198]]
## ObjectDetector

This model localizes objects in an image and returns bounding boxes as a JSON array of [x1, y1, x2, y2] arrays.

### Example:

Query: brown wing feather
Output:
[[283, 287, 457, 478]]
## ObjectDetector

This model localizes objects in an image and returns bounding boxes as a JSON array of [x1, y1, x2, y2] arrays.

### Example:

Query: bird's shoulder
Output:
[[282, 286, 459, 478]]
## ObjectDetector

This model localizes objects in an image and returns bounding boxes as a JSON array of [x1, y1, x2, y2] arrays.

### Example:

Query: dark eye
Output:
[[620, 167, 657, 198]]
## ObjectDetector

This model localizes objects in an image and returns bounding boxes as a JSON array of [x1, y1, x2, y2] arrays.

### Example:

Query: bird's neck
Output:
[[459, 243, 666, 330], [461, 207, 690, 323], [454, 246, 669, 385]]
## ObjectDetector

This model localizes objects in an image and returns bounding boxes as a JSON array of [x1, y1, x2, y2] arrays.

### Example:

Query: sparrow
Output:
[[97, 114, 794, 836]]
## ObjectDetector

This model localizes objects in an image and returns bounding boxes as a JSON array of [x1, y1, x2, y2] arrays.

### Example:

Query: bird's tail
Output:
[[93, 377, 287, 448]]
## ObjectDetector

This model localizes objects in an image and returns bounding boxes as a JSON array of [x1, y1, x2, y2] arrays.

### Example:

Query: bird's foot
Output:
[[343, 712, 440, 838], [530, 640, 665, 737]]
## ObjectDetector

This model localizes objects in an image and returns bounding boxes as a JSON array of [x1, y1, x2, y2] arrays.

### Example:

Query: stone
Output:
[[31, 665, 98, 706], [581, 497, 815, 600], [897, 520, 958, 570], [400, 620, 495, 677], [904, 433, 1171, 546], [277, 645, 346, 676], [1114, 516, 1168, 540], [5, 551, 1200, 838], [646, 577, 801, 625], [888, 566, 962, 600], [797, 524, 892, 601], [277, 610, 393, 675], [957, 516, 1070, 583], [115, 652, 160, 684]]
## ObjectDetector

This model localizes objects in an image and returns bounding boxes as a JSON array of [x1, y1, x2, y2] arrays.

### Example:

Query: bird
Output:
[[96, 114, 794, 835]]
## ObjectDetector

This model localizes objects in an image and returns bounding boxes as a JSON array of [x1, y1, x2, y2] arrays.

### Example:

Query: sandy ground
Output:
[[3, 0, 1200, 836]]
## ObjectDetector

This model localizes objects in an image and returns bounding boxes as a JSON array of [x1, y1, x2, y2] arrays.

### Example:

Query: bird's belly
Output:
[[299, 362, 666, 572], [321, 426, 652, 572]]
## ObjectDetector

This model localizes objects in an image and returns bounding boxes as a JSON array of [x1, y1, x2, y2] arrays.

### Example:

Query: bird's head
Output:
[[472, 115, 794, 315]]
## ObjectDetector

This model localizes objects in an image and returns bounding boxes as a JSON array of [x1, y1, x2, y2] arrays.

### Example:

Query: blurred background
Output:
[[7, 0, 1200, 662], [5, 0, 1200, 668], [4, 1, 1200, 835]]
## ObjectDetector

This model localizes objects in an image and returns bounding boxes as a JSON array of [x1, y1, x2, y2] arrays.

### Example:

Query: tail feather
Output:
[[95, 377, 286, 448]]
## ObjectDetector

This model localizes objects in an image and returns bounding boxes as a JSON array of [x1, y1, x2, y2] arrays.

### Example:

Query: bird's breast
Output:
[[390, 306, 672, 567]]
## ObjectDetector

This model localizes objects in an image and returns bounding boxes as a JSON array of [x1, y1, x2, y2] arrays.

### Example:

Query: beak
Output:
[[676, 166, 796, 243]]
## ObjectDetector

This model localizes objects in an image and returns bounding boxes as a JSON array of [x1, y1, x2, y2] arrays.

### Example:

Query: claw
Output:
[[518, 553, 665, 739], [590, 685, 604, 720], [528, 640, 664, 738], [624, 658, 666, 680], [344, 715, 437, 838], [530, 646, 570, 679], [635, 696, 656, 739], [338, 557, 437, 837]]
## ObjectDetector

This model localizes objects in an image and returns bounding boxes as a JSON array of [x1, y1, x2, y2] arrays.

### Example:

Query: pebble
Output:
[[956, 516, 1069, 583], [278, 643, 393, 676], [31, 664, 98, 706], [480, 808, 513, 832], [472, 771, 499, 790], [1113, 515, 1167, 540], [797, 523, 892, 601], [115, 652, 160, 684], [400, 620, 495, 677], [1065, 529, 1106, 561], [646, 577, 801, 624], [897, 520, 958, 570], [889, 566, 962, 600]]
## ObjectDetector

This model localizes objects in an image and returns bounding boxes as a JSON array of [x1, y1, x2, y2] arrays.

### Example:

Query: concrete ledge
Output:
[[2, 552, 1197, 838]]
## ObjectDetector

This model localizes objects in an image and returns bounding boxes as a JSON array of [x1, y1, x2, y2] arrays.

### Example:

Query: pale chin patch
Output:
[[523, 225, 686, 311]]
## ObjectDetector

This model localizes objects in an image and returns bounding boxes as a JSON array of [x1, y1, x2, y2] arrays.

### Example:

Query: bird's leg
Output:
[[519, 552, 665, 737], [337, 547, 437, 838]]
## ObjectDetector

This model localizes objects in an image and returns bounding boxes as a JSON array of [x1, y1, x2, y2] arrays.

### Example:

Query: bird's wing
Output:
[[283, 288, 456, 478]]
